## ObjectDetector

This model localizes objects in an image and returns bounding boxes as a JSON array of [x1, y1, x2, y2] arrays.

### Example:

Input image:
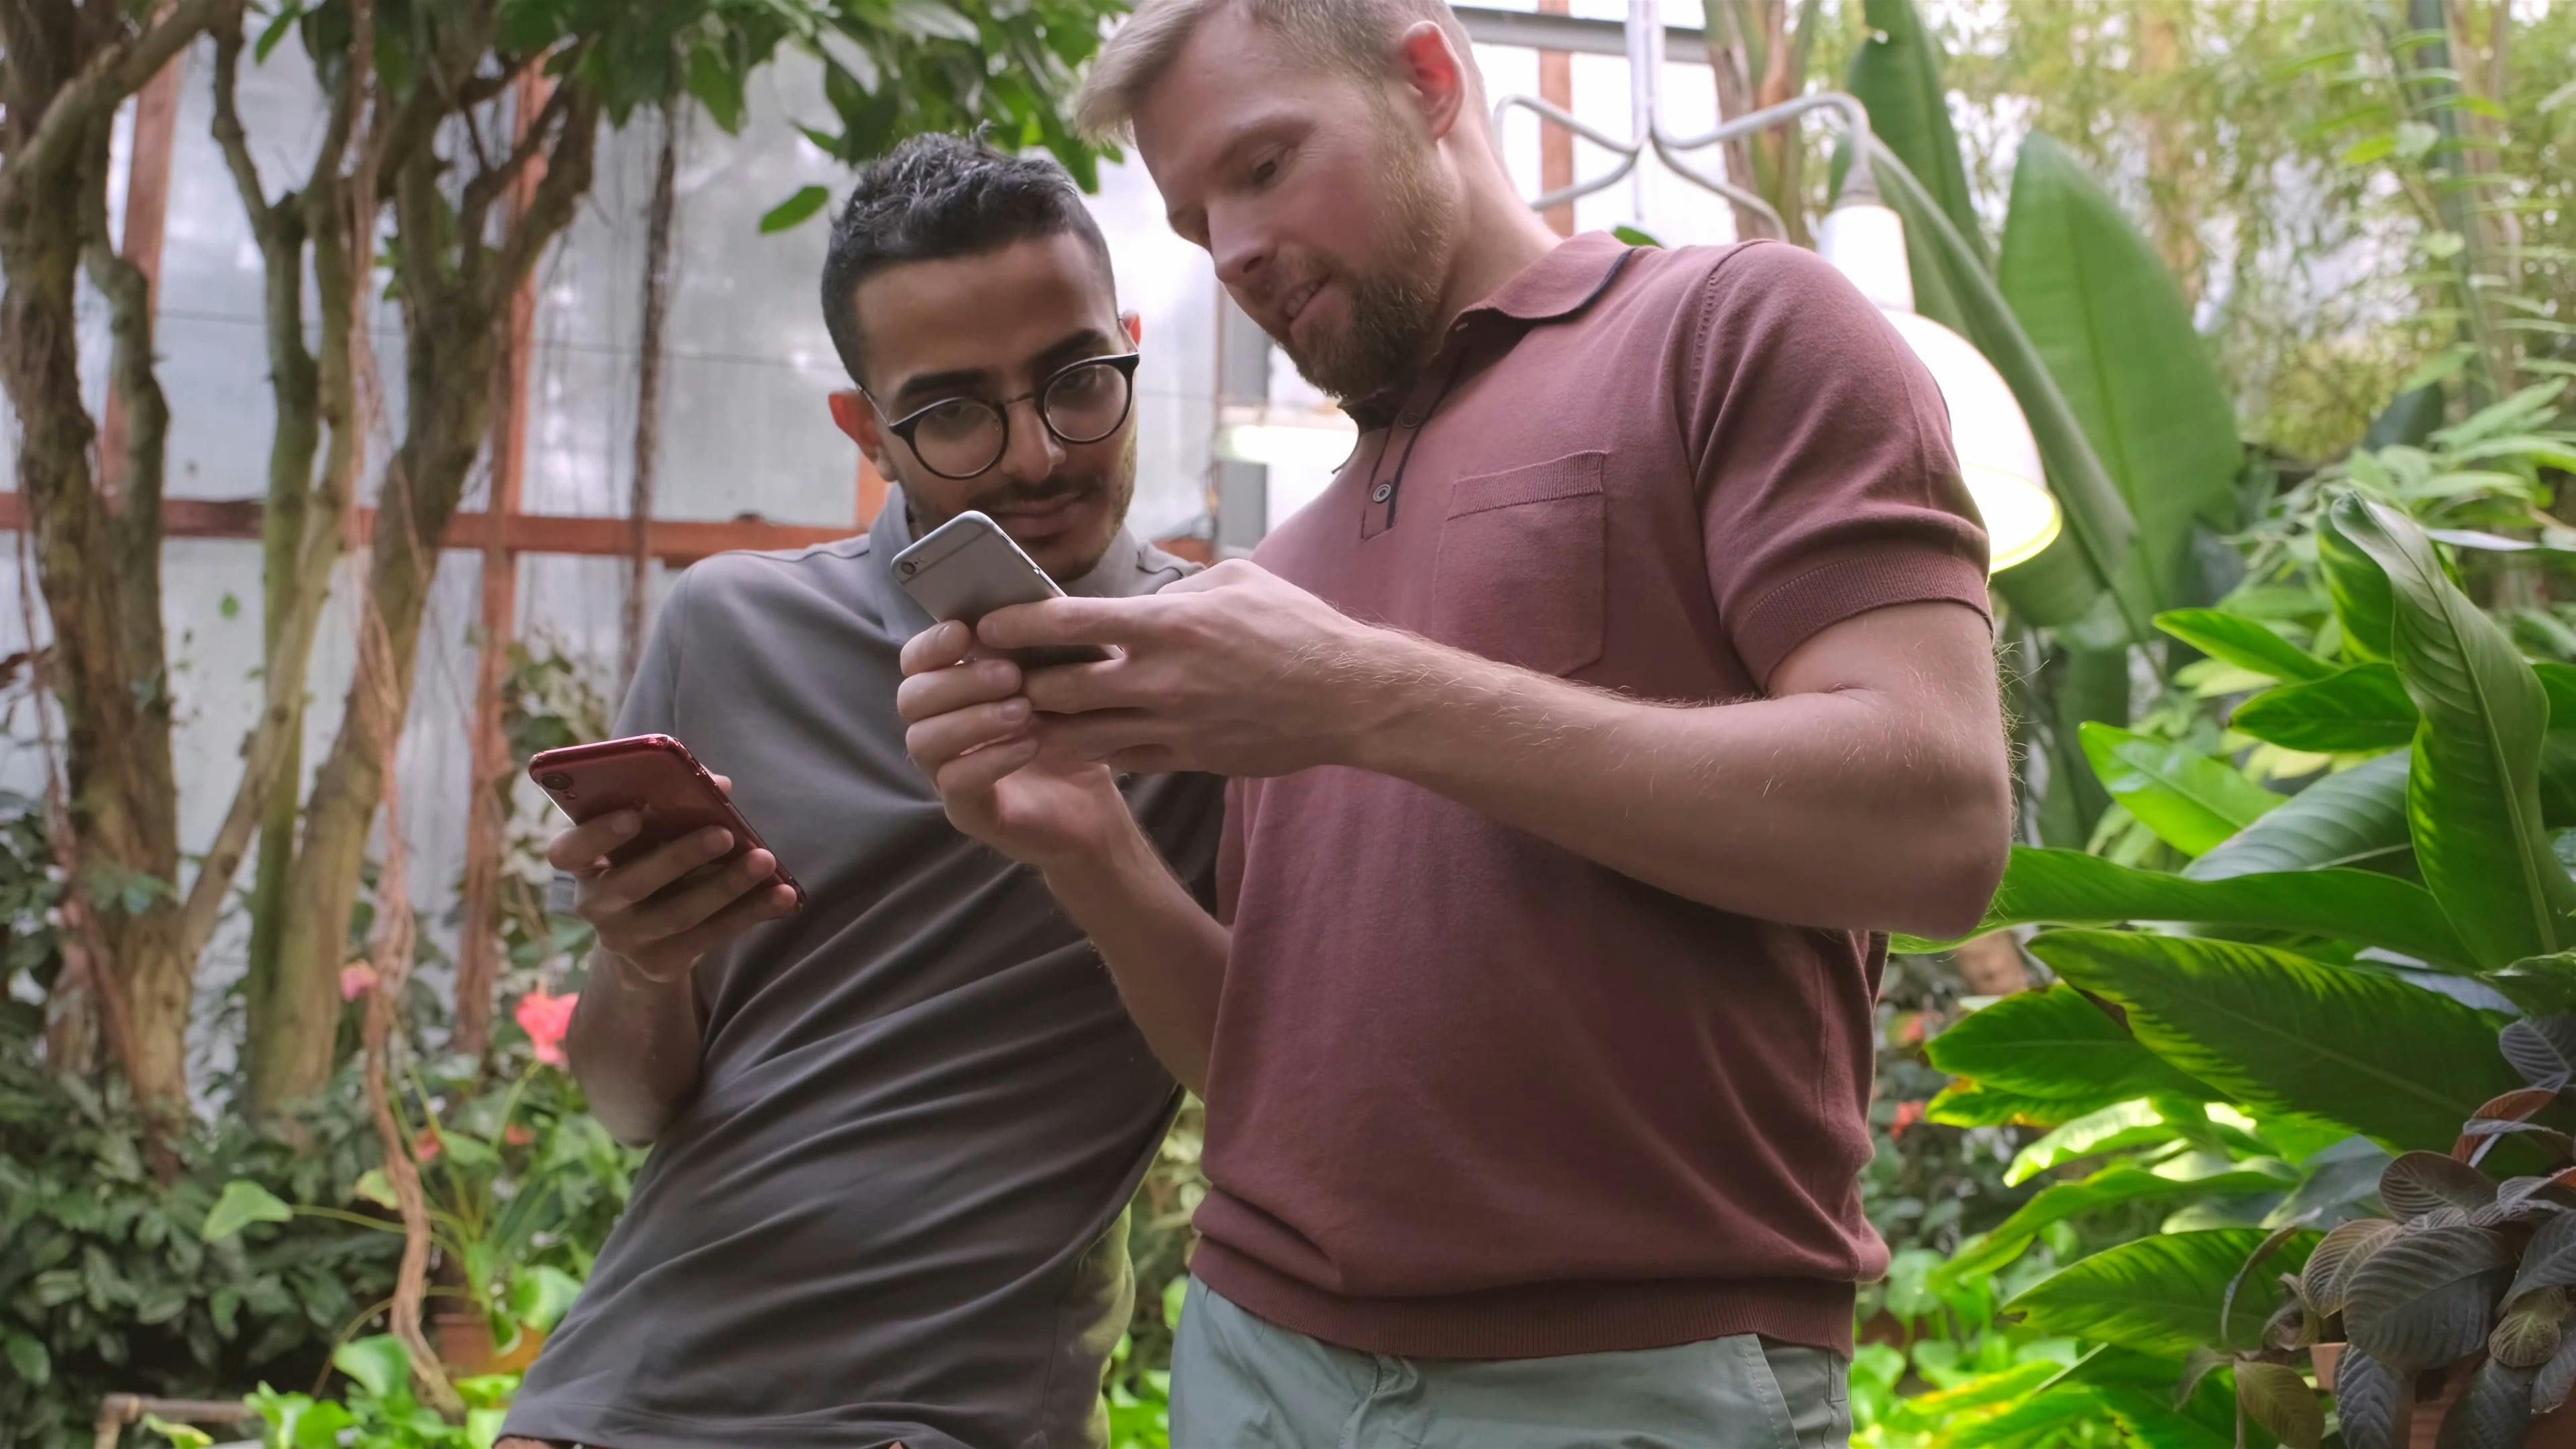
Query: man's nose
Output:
[[994, 396, 1066, 483], [1211, 214, 1269, 299]]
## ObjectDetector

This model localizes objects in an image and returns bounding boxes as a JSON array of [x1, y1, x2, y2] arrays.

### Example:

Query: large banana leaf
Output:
[[1899, 847, 2473, 970], [1864, 140, 2144, 635], [2032, 929, 2524, 1150], [2081, 722, 2282, 856], [1840, 0, 1983, 333], [1924, 984, 2215, 1104], [2006, 1228, 2317, 1356], [1997, 133, 2245, 613], [2317, 504, 2396, 663], [1938, 1159, 2301, 1286], [2185, 753, 2414, 881], [2230, 664, 2421, 753], [2157, 608, 2336, 684], [2330, 495, 2576, 967]]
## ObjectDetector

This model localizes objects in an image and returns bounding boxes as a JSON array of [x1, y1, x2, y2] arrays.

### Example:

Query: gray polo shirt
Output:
[[504, 493, 1220, 1449]]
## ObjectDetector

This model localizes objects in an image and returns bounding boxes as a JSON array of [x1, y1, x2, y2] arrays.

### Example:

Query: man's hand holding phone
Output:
[[897, 620, 1138, 868], [545, 776, 799, 984]]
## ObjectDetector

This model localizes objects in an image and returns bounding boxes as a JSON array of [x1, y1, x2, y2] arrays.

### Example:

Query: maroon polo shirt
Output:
[[1193, 235, 1993, 1360]]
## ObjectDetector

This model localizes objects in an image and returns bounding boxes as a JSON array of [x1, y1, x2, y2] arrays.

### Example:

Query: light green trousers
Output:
[[1168, 1278, 1851, 1449]]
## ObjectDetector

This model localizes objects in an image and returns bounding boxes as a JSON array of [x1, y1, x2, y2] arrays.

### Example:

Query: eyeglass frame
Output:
[[861, 352, 1144, 482]]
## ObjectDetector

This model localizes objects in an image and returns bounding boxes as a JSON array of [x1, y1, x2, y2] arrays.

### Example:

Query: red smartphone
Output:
[[527, 734, 804, 906]]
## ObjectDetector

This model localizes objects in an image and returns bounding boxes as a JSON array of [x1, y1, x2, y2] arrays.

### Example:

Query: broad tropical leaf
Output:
[[2232, 664, 2422, 753], [2304, 1219, 2401, 1316], [1925, 983, 2215, 1104], [1864, 138, 2143, 633], [2446, 1358, 2538, 1449], [333, 1333, 415, 1400], [2487, 952, 2576, 1015], [2159, 608, 2337, 684], [1909, 847, 2473, 970], [2539, 1330, 2576, 1413], [201, 1180, 293, 1241], [2380, 1152, 2501, 1222], [1938, 1161, 2298, 1284], [2329, 494, 2576, 967], [2335, 1346, 2409, 1449], [2082, 723, 2284, 857], [2031, 930, 2526, 1150], [2342, 1225, 2512, 1371], [2512, 1212, 2576, 1302], [2188, 753, 2414, 881], [2006, 1228, 2316, 1356], [1998, 133, 2245, 610], [2006, 1099, 2175, 1185], [1842, 0, 1983, 331], [2235, 1360, 2324, 1449], [1927, 1080, 2108, 1127]]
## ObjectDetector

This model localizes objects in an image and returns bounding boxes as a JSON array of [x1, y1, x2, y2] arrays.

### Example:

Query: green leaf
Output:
[[1610, 225, 1660, 248], [1910, 847, 2473, 970], [2400, 343, 2478, 394], [1998, 133, 2245, 608], [2008, 1228, 2316, 1356], [219, 592, 242, 620], [508, 1264, 583, 1332], [1862, 139, 2143, 633], [759, 185, 831, 234], [2232, 664, 2422, 753], [4, 1332, 48, 1387], [2032, 929, 2526, 1150], [888, 0, 983, 42], [2318, 503, 2397, 663], [2082, 723, 2282, 857], [2157, 609, 2336, 684], [1925, 984, 2215, 1103], [201, 1179, 293, 1240], [2188, 753, 2414, 880], [139, 1416, 212, 1449], [255, 1, 306, 64], [1941, 1161, 2299, 1285], [1927, 1081, 2098, 1127], [686, 46, 747, 134], [2330, 494, 2576, 967], [2396, 121, 2440, 158], [2489, 952, 2576, 1015], [2006, 1099, 2176, 1185], [1842, 0, 1986, 302], [352, 1167, 398, 1210], [2343, 133, 2398, 166], [332, 1333, 413, 1399]]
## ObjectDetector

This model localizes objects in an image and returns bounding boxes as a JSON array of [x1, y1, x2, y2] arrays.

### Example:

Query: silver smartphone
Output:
[[891, 510, 1110, 667]]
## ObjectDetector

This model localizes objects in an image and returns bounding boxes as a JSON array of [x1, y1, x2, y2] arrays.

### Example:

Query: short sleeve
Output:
[[615, 566, 696, 739], [1214, 779, 1246, 929], [1687, 241, 1992, 686]]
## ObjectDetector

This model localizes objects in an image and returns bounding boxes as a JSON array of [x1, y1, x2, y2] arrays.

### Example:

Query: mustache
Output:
[[969, 476, 1101, 513]]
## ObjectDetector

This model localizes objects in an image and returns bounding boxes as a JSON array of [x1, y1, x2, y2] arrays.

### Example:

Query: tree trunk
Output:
[[621, 100, 682, 690]]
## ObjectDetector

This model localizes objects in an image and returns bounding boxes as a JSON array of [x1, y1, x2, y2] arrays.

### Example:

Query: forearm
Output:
[[1040, 819, 1230, 1097], [566, 953, 704, 1146], [1352, 639, 2009, 938]]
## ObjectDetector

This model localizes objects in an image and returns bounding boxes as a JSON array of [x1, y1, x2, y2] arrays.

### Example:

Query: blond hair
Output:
[[1074, 0, 1480, 142]]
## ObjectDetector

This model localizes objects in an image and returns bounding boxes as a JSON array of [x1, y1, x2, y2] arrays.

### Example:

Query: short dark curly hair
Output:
[[818, 131, 1116, 386]]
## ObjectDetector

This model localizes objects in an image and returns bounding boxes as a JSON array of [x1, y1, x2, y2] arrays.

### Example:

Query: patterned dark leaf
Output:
[[2503, 1015, 2576, 1090], [2336, 1345, 2410, 1449], [2496, 1174, 2576, 1221], [2345, 1225, 2514, 1371], [2383, 1152, 2502, 1221], [2307, 1218, 2402, 1317], [2513, 1210, 2576, 1302], [2436, 1358, 2535, 1449], [2536, 1328, 2576, 1413], [2239, 1359, 2326, 1449], [2494, 1288, 2570, 1367], [2176, 1346, 2232, 1408], [2267, 1294, 2319, 1350]]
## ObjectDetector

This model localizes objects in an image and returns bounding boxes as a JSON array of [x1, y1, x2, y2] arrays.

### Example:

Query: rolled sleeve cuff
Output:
[[1735, 551, 1993, 688]]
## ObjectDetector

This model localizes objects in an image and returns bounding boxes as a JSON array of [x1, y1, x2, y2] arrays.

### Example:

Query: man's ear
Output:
[[828, 390, 894, 476], [1122, 311, 1143, 349], [1395, 22, 1467, 142]]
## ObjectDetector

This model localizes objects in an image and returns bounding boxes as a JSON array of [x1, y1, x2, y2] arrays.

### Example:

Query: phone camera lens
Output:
[[898, 559, 918, 577], [540, 772, 575, 793]]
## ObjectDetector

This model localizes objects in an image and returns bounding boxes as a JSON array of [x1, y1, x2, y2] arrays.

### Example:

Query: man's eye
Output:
[[1250, 156, 1280, 186]]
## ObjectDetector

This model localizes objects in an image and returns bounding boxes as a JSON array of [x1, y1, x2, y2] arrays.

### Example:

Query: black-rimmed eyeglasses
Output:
[[865, 352, 1142, 481]]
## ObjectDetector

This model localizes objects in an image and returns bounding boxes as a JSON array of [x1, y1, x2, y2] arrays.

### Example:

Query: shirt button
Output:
[[1371, 482, 1394, 503], [1397, 409, 1424, 429]]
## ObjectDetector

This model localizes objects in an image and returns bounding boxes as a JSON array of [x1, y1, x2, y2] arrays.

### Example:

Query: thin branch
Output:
[[484, 87, 599, 309], [210, 17, 278, 247], [460, 78, 576, 242], [0, 0, 233, 211]]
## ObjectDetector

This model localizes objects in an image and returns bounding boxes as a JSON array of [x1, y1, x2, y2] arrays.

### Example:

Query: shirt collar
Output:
[[1341, 231, 1637, 430]]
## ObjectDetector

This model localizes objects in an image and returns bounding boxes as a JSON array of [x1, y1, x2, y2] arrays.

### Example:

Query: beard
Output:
[[1280, 128, 1459, 403]]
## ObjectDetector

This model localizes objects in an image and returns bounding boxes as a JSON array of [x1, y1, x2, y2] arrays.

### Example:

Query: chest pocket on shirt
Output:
[[1430, 449, 1607, 677]]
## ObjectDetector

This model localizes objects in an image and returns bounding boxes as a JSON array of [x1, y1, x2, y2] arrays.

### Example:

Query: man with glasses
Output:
[[496, 131, 1220, 1449]]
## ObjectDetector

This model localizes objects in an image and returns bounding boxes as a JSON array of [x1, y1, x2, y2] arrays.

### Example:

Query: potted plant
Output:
[[204, 989, 601, 1375], [2231, 1012, 2576, 1449]]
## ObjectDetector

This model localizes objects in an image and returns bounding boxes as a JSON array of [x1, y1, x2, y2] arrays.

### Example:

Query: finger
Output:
[[1032, 711, 1169, 764], [652, 881, 802, 966], [1155, 558, 1263, 594], [1020, 657, 1151, 716], [977, 594, 1167, 652], [899, 620, 977, 676], [547, 811, 641, 871], [906, 698, 1035, 773], [710, 773, 732, 796], [894, 656, 1022, 724], [934, 734, 1042, 800], [1100, 745, 1181, 775], [628, 848, 785, 941], [587, 826, 738, 913]]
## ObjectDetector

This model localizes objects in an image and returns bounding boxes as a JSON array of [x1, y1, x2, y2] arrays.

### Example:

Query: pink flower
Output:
[[515, 989, 578, 1067], [504, 1122, 533, 1147], [1889, 1100, 1927, 1142], [339, 963, 378, 1002], [412, 1126, 441, 1164]]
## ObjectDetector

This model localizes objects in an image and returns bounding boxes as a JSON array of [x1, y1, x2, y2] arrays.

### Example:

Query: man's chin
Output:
[[996, 493, 1118, 582]]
